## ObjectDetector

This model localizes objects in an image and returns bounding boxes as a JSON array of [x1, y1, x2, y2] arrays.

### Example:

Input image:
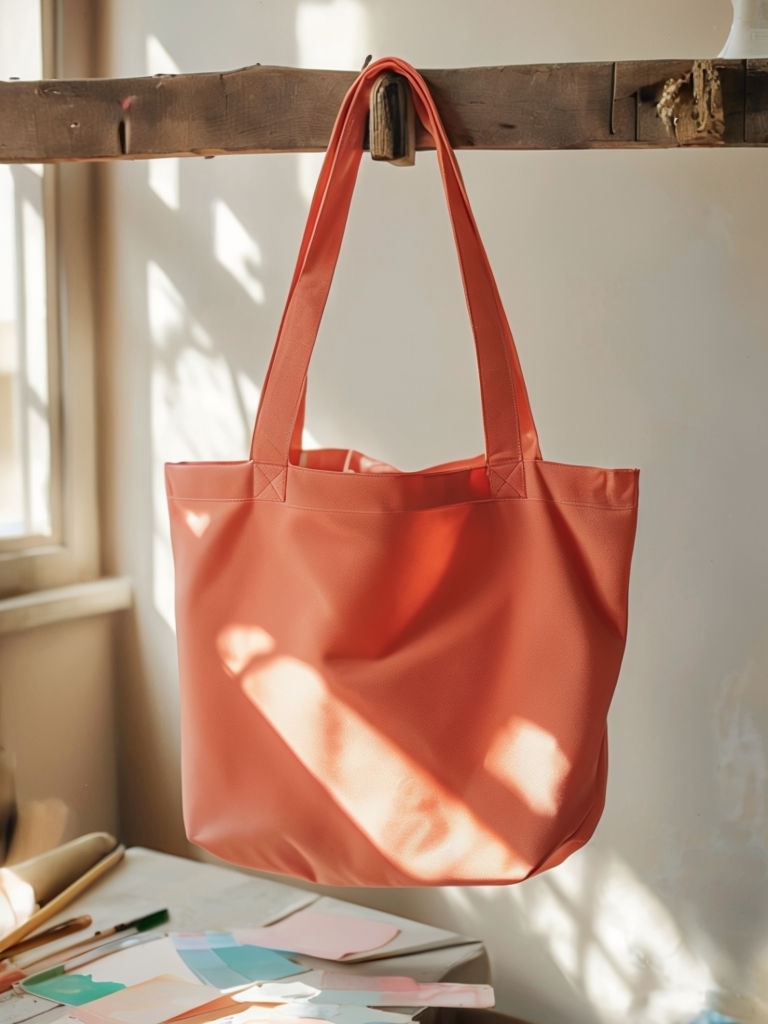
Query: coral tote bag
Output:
[[166, 57, 639, 887]]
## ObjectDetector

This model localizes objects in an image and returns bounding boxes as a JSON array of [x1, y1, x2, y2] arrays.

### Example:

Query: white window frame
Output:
[[0, 0, 100, 599]]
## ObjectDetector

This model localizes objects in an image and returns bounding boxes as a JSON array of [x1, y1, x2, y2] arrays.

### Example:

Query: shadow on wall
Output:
[[104, 5, 768, 1024]]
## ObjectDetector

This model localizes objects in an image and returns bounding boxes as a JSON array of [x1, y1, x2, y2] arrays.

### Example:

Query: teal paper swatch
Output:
[[172, 934, 305, 988], [25, 973, 125, 1006]]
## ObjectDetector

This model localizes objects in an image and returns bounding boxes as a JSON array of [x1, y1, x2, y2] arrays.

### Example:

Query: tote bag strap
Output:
[[251, 56, 541, 480]]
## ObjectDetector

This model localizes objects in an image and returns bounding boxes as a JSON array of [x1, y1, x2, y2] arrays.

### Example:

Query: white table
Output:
[[65, 848, 488, 982], [2, 847, 490, 1024]]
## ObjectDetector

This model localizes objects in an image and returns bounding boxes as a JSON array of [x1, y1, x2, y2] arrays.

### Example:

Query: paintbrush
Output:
[[0, 843, 125, 957], [1, 915, 92, 958], [0, 907, 168, 993], [18, 908, 169, 974]]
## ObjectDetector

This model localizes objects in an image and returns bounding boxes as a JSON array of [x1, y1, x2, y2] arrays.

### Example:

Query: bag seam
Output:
[[168, 495, 638, 513]]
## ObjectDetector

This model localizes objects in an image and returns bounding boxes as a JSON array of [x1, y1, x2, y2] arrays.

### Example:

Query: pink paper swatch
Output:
[[249, 974, 495, 1009], [234, 910, 399, 961]]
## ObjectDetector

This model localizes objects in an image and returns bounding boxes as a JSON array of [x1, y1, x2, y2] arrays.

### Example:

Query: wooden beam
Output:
[[1, 59, 767, 163]]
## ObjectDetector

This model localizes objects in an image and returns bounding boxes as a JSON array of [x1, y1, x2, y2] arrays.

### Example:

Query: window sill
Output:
[[0, 577, 132, 635]]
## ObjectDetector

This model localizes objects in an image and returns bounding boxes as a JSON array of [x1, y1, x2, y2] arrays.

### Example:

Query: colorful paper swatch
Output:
[[71, 975, 221, 1024], [172, 933, 306, 989], [235, 973, 495, 1009], [233, 910, 399, 961], [23, 973, 125, 1006], [167, 992, 413, 1024]]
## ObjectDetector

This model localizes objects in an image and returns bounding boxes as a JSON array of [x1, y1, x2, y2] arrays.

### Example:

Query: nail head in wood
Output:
[[369, 72, 415, 165]]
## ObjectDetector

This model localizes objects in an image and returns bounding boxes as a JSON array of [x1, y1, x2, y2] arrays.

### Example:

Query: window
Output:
[[0, 161, 57, 544], [0, 3, 57, 544], [0, 0, 100, 598]]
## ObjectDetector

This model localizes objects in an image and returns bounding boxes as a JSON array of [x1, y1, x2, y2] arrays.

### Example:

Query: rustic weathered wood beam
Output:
[[1, 59, 767, 163]]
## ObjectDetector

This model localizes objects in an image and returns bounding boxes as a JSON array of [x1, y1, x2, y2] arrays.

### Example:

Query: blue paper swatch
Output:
[[172, 933, 305, 988]]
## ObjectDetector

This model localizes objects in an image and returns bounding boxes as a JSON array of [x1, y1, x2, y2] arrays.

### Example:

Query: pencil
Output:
[[2, 915, 92, 958]]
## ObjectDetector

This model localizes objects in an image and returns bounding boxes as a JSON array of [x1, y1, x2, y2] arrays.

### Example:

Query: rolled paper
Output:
[[0, 832, 118, 941], [0, 869, 36, 938], [10, 833, 118, 906]]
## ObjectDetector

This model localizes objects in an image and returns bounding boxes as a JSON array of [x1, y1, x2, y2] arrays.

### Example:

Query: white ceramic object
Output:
[[719, 0, 768, 56]]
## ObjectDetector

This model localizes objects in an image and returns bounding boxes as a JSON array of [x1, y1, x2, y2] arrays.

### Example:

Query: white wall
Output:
[[99, 3, 768, 1022]]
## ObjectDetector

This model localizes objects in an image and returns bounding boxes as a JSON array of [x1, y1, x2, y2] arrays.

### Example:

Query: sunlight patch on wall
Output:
[[715, 657, 767, 836], [212, 199, 265, 305], [295, 0, 370, 204], [148, 260, 256, 628], [147, 258, 185, 352], [296, 152, 324, 207], [148, 159, 180, 211], [153, 528, 175, 632], [148, 260, 250, 461], [512, 851, 717, 1023], [145, 34, 179, 76], [522, 877, 582, 981], [235, 369, 260, 432], [295, 1, 369, 71], [145, 36, 181, 210], [583, 943, 635, 1018], [440, 845, 719, 1022], [587, 855, 686, 964]]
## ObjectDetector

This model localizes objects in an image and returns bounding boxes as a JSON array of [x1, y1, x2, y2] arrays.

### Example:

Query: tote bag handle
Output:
[[251, 57, 541, 477]]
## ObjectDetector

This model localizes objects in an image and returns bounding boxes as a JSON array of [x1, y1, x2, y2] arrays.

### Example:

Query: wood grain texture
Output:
[[746, 58, 768, 142], [369, 72, 416, 165], [1, 61, 767, 163]]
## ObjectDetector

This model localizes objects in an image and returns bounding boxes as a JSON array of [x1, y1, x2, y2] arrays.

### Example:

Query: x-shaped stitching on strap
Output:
[[253, 463, 287, 501], [488, 463, 525, 499]]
